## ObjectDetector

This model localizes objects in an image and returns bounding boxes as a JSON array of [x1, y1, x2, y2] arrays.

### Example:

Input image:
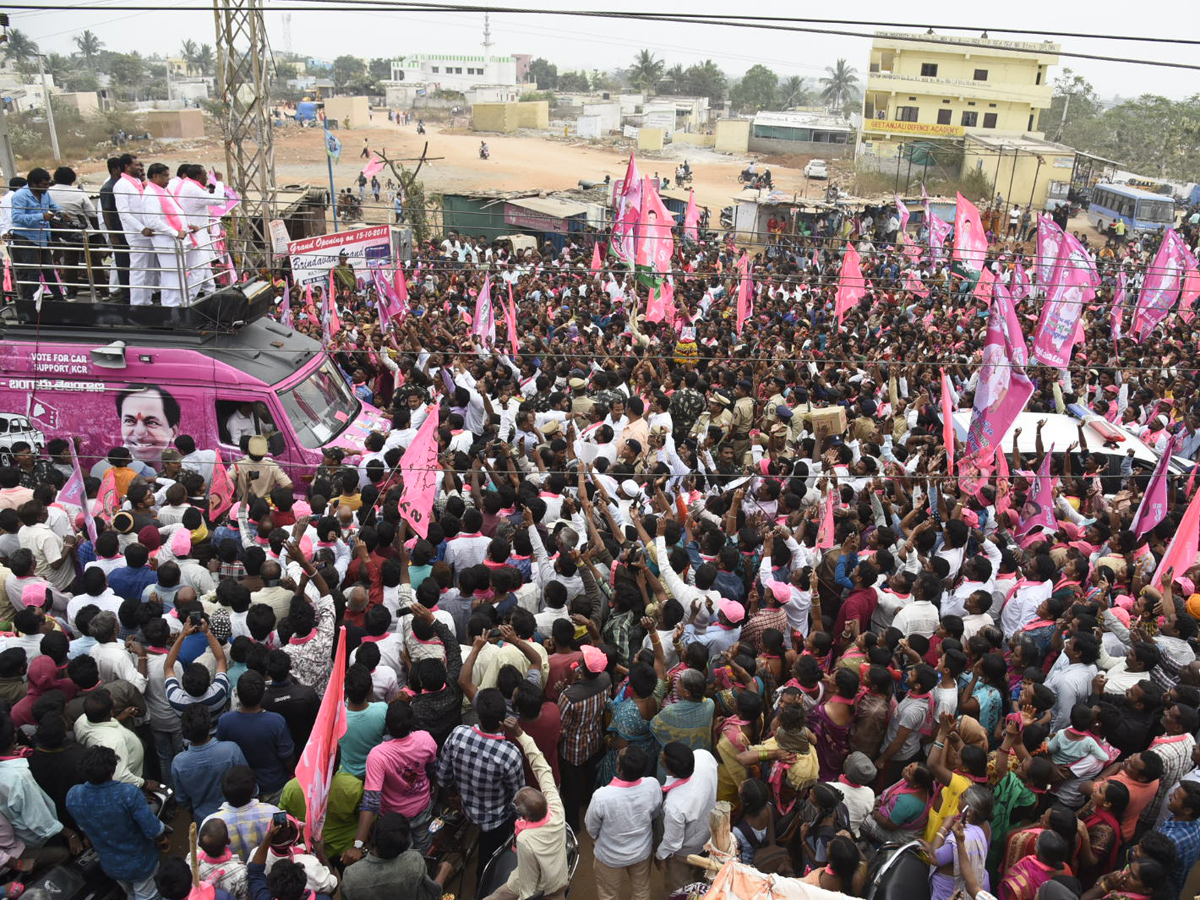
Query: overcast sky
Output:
[[12, 0, 1198, 102]]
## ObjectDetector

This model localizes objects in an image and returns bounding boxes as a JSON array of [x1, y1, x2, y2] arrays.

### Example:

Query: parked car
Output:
[[804, 159, 828, 179]]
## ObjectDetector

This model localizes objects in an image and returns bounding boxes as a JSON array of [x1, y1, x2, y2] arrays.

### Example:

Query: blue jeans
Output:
[[408, 805, 433, 854], [152, 729, 183, 787], [118, 866, 161, 900]]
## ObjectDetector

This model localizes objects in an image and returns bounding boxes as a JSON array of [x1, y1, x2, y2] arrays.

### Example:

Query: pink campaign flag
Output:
[[894, 194, 910, 239], [994, 280, 1029, 366], [973, 267, 996, 305], [504, 282, 519, 355], [1018, 447, 1059, 536], [60, 443, 97, 544], [903, 242, 923, 263], [1111, 271, 1128, 343], [1031, 230, 1097, 368], [635, 176, 675, 283], [397, 403, 441, 538], [1036, 215, 1065, 291], [1012, 262, 1031, 302], [952, 193, 988, 271], [736, 251, 753, 334], [1180, 265, 1200, 324], [1152, 476, 1200, 589], [610, 154, 642, 265], [1133, 229, 1193, 340], [683, 189, 700, 243], [361, 154, 385, 180], [279, 283, 293, 329], [835, 242, 866, 326], [815, 490, 836, 549], [472, 277, 496, 347], [928, 214, 952, 258], [903, 274, 929, 298], [1132, 436, 1177, 538], [295, 626, 349, 848], [646, 281, 668, 323], [209, 460, 236, 520], [590, 241, 602, 274], [96, 467, 119, 523], [322, 290, 341, 341], [965, 283, 1034, 465], [940, 368, 956, 475]]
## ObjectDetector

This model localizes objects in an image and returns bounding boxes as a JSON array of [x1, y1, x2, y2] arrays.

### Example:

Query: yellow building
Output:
[[860, 32, 1059, 158]]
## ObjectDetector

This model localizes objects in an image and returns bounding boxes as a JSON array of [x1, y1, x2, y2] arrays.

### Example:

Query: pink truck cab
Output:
[[0, 285, 389, 481]]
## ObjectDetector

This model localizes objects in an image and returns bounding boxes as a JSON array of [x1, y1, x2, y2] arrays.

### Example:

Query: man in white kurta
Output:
[[112, 156, 156, 306], [140, 163, 189, 308], [173, 165, 215, 301]]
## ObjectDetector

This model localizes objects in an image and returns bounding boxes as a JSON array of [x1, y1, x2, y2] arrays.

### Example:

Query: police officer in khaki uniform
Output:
[[234, 435, 293, 500], [692, 392, 733, 445], [729, 380, 756, 463]]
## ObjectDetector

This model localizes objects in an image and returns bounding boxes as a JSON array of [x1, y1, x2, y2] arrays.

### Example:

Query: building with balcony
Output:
[[860, 32, 1059, 158]]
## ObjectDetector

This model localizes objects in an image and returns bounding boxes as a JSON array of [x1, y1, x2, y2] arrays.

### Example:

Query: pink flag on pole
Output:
[[279, 283, 293, 329], [1151, 479, 1200, 589], [903, 274, 929, 298], [903, 242, 923, 263], [590, 241, 602, 274], [60, 443, 97, 544], [973, 267, 996, 305], [397, 404, 441, 538], [835, 242, 866, 325], [815, 490, 836, 549], [1036, 215, 1065, 290], [1012, 262, 1031, 302], [209, 460, 236, 520], [928, 214, 952, 258], [1111, 271, 1128, 343], [96, 467, 119, 523], [504, 282, 519, 355], [952, 193, 988, 271], [965, 284, 1034, 465], [303, 284, 318, 323], [322, 291, 341, 340], [1018, 448, 1058, 536], [994, 281, 1029, 366], [635, 177, 675, 283], [1132, 229, 1193, 339], [735, 251, 753, 335], [1178, 264, 1200, 325], [361, 154, 385, 179], [683, 190, 700, 243], [472, 276, 496, 347], [610, 154, 642, 265], [295, 627, 349, 848], [646, 282, 668, 323], [1031, 230, 1097, 368], [1132, 436, 1176, 538], [894, 194, 910, 238], [941, 369, 957, 475], [2, 258, 11, 294]]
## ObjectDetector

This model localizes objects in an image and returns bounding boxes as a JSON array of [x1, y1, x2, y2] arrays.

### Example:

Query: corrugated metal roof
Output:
[[752, 110, 853, 131], [506, 196, 592, 218]]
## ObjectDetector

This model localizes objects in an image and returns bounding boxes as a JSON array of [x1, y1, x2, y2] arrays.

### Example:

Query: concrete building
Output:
[[961, 133, 1075, 211], [324, 96, 371, 130], [750, 110, 854, 157], [715, 119, 752, 154], [860, 31, 1059, 158], [390, 54, 518, 92], [55, 92, 101, 118], [146, 109, 205, 139]]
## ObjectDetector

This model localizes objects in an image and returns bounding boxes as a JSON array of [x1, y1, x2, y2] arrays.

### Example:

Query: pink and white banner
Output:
[[1035, 215, 1064, 290], [1031, 230, 1097, 368], [1132, 435, 1176, 538], [397, 404, 441, 538], [928, 214, 952, 258], [952, 193, 988, 271], [472, 276, 496, 347], [635, 177, 675, 282], [1132, 229, 1193, 339], [1111, 270, 1127, 343], [895, 194, 910, 238], [736, 251, 752, 334], [610, 154, 642, 265], [965, 283, 1034, 464], [994, 281, 1029, 366], [683, 190, 700, 243], [1018, 447, 1058, 536]]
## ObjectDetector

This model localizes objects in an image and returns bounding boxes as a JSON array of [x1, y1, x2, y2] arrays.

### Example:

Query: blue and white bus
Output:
[[1087, 183, 1176, 234]]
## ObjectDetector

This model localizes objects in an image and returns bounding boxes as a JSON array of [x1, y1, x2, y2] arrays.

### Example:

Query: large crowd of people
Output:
[[3, 152, 1200, 900]]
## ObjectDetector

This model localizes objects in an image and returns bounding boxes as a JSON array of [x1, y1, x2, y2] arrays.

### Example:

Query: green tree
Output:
[[820, 58, 860, 112], [3, 29, 38, 75], [730, 64, 778, 113], [369, 57, 392, 83], [558, 70, 590, 92], [591, 69, 621, 92], [528, 57, 557, 89], [683, 59, 727, 105], [628, 49, 664, 95], [195, 44, 215, 77], [74, 30, 102, 71], [1039, 68, 1101, 141], [180, 39, 200, 73], [662, 63, 686, 94], [332, 54, 367, 90], [779, 75, 811, 108], [107, 52, 146, 95], [43, 52, 74, 85]]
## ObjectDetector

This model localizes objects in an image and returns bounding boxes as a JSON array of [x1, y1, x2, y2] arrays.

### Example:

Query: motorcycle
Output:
[[20, 788, 174, 900], [865, 841, 931, 900], [737, 170, 772, 190], [675, 169, 693, 187], [480, 146, 490, 160], [476, 823, 580, 899]]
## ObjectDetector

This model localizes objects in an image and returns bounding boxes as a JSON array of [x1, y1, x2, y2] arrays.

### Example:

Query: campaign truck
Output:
[[0, 282, 389, 481]]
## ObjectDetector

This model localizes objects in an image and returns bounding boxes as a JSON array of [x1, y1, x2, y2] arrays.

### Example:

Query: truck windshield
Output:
[[278, 360, 361, 449]]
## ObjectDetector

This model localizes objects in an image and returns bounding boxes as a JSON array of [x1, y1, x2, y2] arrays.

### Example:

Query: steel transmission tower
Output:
[[213, 0, 276, 269]]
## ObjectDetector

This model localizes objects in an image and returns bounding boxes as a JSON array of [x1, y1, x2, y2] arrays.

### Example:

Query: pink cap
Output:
[[1176, 576, 1196, 598], [292, 500, 313, 517], [1113, 594, 1135, 611], [961, 509, 979, 528], [768, 582, 791, 605], [171, 529, 192, 557], [1111, 607, 1132, 627], [1059, 522, 1083, 540], [580, 644, 608, 674], [21, 582, 49, 609], [719, 599, 746, 624]]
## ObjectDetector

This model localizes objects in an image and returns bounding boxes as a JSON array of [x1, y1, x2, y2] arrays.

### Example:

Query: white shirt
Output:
[[585, 776, 663, 867], [0, 191, 14, 236], [891, 600, 941, 639], [90, 641, 148, 692], [181, 449, 219, 486], [829, 780, 875, 837], [657, 749, 719, 859], [66, 590, 124, 629], [1000, 579, 1053, 639], [113, 175, 148, 242]]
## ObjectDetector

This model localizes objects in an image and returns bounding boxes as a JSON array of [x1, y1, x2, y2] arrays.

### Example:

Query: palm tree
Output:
[[683, 59, 727, 105], [779, 75, 811, 108], [74, 30, 102, 71], [820, 58, 860, 112], [195, 44, 216, 77], [44, 52, 74, 85], [662, 63, 686, 94], [3, 29, 38, 68], [628, 49, 664, 96], [181, 39, 200, 73]]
